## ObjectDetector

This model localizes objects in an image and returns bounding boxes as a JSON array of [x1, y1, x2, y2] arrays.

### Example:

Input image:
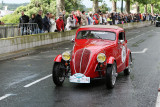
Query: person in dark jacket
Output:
[[29, 14, 36, 34], [43, 12, 50, 33], [35, 10, 43, 33], [19, 11, 29, 35]]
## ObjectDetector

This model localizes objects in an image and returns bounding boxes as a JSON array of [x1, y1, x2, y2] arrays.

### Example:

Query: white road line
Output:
[[24, 74, 52, 88], [156, 85, 160, 107], [128, 30, 153, 41], [0, 94, 13, 101], [132, 48, 148, 54]]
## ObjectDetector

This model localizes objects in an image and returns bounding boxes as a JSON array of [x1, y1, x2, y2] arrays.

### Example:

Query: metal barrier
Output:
[[0, 23, 39, 38], [19, 23, 39, 36]]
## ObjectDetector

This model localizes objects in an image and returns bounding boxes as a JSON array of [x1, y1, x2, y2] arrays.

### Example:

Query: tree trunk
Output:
[[125, 0, 130, 14], [151, 4, 154, 15], [92, 0, 98, 13], [112, 0, 117, 12], [144, 4, 147, 14], [135, 2, 139, 13], [56, 0, 65, 17]]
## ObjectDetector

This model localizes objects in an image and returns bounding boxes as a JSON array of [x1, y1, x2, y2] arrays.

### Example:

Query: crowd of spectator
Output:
[[19, 9, 160, 35]]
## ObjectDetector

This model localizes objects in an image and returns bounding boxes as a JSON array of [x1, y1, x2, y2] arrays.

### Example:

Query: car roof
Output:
[[80, 25, 123, 30]]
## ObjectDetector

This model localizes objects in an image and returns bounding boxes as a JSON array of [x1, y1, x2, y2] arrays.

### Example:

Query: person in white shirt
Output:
[[50, 15, 56, 32], [88, 12, 94, 25], [66, 14, 74, 31]]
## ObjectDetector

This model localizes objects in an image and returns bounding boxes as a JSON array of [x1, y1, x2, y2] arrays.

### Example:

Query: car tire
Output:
[[52, 62, 65, 86], [105, 62, 117, 89], [124, 54, 132, 75]]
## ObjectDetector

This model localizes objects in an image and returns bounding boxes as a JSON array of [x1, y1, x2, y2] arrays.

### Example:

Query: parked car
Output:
[[156, 16, 160, 27], [52, 25, 132, 89]]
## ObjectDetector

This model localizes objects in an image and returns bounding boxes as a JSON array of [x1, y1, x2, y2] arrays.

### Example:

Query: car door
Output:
[[117, 31, 127, 72]]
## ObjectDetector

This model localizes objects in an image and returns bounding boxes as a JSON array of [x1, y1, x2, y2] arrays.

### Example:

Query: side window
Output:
[[119, 32, 125, 41]]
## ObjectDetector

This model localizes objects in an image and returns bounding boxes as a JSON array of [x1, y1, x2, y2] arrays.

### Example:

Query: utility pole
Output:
[[121, 0, 123, 13]]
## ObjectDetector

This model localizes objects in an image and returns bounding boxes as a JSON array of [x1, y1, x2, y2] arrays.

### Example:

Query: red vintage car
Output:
[[52, 25, 132, 89]]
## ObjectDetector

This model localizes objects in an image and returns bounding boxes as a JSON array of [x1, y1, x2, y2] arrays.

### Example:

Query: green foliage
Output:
[[99, 1, 108, 13], [2, 0, 85, 23], [1, 13, 20, 23]]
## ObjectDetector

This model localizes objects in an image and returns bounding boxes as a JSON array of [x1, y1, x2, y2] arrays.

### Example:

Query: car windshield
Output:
[[77, 31, 116, 41], [157, 17, 160, 21]]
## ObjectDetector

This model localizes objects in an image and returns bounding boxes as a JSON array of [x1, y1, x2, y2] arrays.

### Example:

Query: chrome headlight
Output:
[[62, 51, 71, 61], [97, 53, 106, 63]]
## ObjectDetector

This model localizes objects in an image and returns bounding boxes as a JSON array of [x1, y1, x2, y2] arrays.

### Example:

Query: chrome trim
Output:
[[79, 48, 86, 73], [73, 49, 84, 73]]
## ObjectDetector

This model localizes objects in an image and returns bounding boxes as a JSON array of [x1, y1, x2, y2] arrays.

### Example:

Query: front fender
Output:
[[106, 56, 115, 64], [54, 55, 62, 62], [126, 49, 131, 67]]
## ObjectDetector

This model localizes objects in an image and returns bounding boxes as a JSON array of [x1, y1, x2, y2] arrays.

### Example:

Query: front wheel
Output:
[[124, 54, 132, 75], [52, 62, 66, 86], [105, 62, 118, 89]]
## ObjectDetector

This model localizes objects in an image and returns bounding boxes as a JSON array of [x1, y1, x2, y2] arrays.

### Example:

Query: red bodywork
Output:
[[54, 25, 131, 79]]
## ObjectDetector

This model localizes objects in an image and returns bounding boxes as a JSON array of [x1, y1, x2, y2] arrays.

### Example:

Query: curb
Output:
[[0, 40, 71, 62]]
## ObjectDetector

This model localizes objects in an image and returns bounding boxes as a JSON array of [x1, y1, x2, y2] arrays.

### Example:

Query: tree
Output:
[[99, 1, 108, 13], [125, 0, 130, 14], [56, 0, 65, 17], [112, 0, 117, 12], [91, 0, 103, 13], [135, 1, 140, 13]]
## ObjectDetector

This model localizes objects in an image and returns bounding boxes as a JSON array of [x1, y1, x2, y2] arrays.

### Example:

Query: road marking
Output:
[[128, 30, 153, 41], [24, 74, 52, 88], [127, 30, 140, 34], [132, 48, 148, 54], [156, 85, 160, 107], [0, 94, 14, 101]]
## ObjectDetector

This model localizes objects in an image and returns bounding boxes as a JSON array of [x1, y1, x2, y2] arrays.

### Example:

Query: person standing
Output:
[[35, 10, 43, 33], [93, 11, 99, 25], [43, 12, 50, 33], [29, 14, 36, 34], [66, 14, 74, 31], [19, 11, 29, 35], [88, 12, 94, 25], [56, 13, 64, 32], [81, 11, 88, 26], [62, 10, 67, 28], [50, 15, 56, 32]]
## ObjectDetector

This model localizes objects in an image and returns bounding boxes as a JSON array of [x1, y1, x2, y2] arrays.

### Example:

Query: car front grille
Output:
[[74, 49, 91, 74]]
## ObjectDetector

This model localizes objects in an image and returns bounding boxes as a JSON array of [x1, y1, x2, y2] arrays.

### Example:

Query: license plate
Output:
[[69, 73, 90, 83]]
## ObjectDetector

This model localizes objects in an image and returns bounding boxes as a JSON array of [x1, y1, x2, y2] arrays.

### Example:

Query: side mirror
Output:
[[71, 38, 75, 43]]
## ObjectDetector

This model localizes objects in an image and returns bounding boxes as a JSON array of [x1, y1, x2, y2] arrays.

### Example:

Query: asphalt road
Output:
[[0, 25, 160, 107]]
